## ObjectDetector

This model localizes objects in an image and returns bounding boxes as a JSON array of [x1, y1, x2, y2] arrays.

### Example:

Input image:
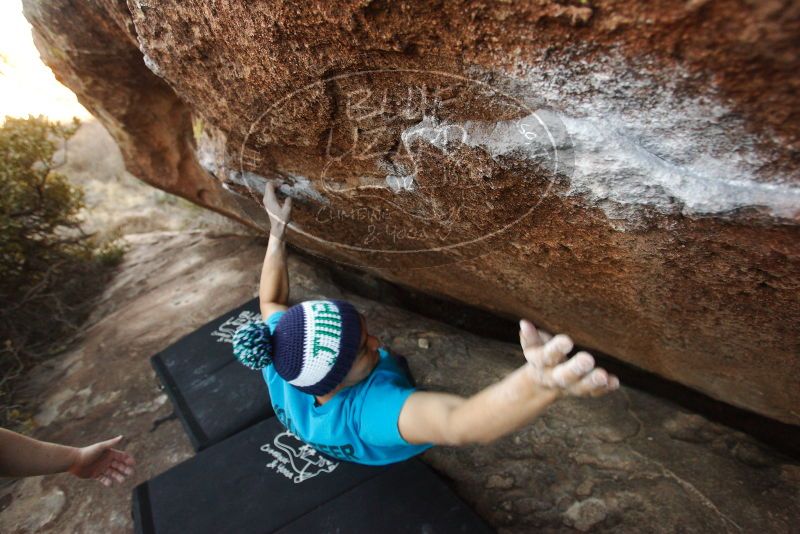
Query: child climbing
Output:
[[232, 182, 620, 465]]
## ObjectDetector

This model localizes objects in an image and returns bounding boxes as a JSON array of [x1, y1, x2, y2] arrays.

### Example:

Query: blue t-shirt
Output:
[[261, 311, 433, 466]]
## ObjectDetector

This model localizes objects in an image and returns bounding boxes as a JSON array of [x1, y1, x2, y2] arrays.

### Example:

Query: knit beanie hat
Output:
[[231, 299, 363, 396]]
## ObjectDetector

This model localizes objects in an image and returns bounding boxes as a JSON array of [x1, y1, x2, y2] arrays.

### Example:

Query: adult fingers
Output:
[[550, 351, 595, 388], [96, 435, 123, 450], [117, 451, 136, 466], [109, 448, 133, 462], [112, 459, 133, 476], [107, 469, 125, 483], [111, 449, 136, 465], [82, 448, 112, 476], [97, 475, 111, 487], [82, 436, 122, 461]]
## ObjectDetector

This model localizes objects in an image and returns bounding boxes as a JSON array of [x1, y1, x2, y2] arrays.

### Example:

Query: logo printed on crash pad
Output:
[[260, 430, 338, 484], [210, 310, 261, 344]]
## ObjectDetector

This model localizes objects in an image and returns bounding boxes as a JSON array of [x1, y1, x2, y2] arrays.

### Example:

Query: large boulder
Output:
[[23, 1, 800, 424]]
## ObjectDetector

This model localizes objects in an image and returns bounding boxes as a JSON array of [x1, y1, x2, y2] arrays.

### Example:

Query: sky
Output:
[[0, 0, 91, 122]]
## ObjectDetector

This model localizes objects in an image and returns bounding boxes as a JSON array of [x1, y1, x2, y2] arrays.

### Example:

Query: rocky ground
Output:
[[1, 230, 797, 533]]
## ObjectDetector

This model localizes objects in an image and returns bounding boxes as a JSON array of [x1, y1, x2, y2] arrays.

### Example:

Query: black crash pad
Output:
[[132, 417, 389, 534], [276, 459, 492, 534], [133, 417, 490, 534], [150, 298, 272, 451]]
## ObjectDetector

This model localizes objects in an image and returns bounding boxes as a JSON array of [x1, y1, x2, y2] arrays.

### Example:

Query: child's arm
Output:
[[259, 181, 292, 317], [0, 428, 134, 486], [398, 320, 619, 445]]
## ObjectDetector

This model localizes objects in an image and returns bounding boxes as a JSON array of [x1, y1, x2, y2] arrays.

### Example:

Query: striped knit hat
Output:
[[232, 299, 362, 396]]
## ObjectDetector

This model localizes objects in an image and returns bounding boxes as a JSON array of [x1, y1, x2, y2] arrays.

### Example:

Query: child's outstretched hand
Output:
[[263, 181, 292, 238], [67, 435, 135, 487], [518, 319, 619, 398]]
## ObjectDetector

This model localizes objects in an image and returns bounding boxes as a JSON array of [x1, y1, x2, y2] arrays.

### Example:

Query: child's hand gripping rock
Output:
[[518, 319, 620, 398], [263, 181, 292, 238]]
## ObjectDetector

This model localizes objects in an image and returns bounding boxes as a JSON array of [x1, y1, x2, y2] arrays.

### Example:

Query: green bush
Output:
[[0, 115, 125, 423]]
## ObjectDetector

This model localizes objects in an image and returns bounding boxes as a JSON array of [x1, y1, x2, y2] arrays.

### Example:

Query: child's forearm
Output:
[[259, 233, 289, 305], [447, 364, 560, 445], [401, 324, 618, 446], [0, 428, 79, 477]]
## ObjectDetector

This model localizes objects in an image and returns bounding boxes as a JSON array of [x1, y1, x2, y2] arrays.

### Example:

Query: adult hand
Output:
[[518, 318, 619, 398], [263, 181, 292, 238], [67, 435, 135, 487]]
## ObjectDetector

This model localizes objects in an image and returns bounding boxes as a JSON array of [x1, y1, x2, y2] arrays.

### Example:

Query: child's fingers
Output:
[[519, 319, 544, 348], [567, 368, 608, 396], [521, 330, 573, 368], [567, 369, 621, 397], [262, 181, 276, 204], [541, 335, 572, 367], [551, 351, 594, 388], [537, 329, 554, 343], [526, 334, 572, 368], [590, 374, 620, 397]]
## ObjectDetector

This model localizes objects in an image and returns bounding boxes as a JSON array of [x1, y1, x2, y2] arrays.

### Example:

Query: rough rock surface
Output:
[[0, 232, 797, 533], [22, 1, 800, 423]]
